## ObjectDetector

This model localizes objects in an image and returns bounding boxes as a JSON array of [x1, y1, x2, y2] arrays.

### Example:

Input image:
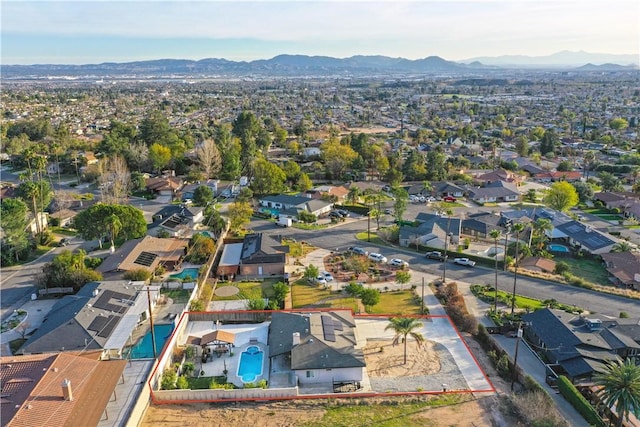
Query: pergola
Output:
[[186, 329, 235, 356]]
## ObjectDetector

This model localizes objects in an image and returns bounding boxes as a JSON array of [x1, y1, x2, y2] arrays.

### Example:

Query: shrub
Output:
[[496, 354, 511, 378], [557, 375, 605, 427], [176, 375, 189, 389], [161, 369, 177, 390], [190, 300, 204, 311], [620, 311, 629, 318], [124, 268, 152, 281], [554, 261, 569, 274]]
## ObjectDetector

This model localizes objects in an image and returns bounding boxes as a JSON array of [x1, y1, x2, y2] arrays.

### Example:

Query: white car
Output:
[[313, 275, 327, 285], [322, 271, 334, 282], [454, 258, 476, 267], [368, 253, 388, 263], [388, 258, 409, 268]]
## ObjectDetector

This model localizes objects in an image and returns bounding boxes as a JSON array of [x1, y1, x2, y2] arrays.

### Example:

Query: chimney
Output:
[[292, 332, 300, 346], [61, 379, 73, 401]]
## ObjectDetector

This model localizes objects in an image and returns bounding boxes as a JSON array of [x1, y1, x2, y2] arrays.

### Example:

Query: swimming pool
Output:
[[128, 324, 174, 359], [237, 345, 264, 383], [169, 267, 200, 281], [547, 244, 570, 253]]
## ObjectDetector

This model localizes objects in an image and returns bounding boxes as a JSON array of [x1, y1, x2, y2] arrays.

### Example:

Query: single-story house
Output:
[[146, 176, 183, 198], [97, 236, 189, 276], [400, 213, 461, 249], [304, 185, 349, 202], [431, 181, 465, 198], [258, 194, 333, 218], [522, 308, 639, 383], [554, 221, 616, 255], [467, 181, 520, 204], [534, 171, 582, 183], [149, 205, 204, 237], [216, 242, 243, 279], [48, 209, 77, 228], [20, 280, 160, 358], [238, 233, 289, 278], [474, 168, 523, 185], [0, 351, 127, 427], [268, 311, 366, 386], [461, 212, 503, 239], [181, 180, 219, 201], [600, 251, 640, 290]]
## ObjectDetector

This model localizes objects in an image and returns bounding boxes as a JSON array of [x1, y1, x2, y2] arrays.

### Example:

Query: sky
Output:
[[1, 0, 638, 65]]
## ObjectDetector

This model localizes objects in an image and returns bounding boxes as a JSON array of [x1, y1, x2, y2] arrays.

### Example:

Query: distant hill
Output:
[[2, 52, 638, 79], [461, 50, 638, 67]]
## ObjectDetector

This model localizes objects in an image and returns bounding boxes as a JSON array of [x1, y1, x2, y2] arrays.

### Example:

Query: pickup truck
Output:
[[453, 258, 476, 267], [425, 251, 445, 261]]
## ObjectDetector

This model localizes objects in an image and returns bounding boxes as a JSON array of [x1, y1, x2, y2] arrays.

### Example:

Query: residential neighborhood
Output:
[[1, 67, 640, 427]]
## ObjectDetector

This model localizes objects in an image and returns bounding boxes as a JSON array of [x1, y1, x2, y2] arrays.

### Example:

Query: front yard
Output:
[[560, 258, 610, 286]]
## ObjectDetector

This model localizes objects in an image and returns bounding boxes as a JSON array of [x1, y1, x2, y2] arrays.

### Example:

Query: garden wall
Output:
[[152, 386, 299, 402]]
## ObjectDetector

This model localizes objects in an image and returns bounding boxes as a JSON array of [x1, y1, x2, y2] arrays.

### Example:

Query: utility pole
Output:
[[511, 323, 523, 391], [421, 277, 425, 314], [146, 285, 157, 358]]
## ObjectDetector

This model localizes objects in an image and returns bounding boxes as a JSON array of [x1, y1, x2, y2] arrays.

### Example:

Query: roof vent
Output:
[[61, 379, 73, 401]]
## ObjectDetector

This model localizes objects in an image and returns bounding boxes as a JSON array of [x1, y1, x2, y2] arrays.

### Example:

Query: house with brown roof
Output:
[[238, 233, 289, 278], [474, 168, 523, 185], [97, 235, 188, 276], [520, 256, 557, 274], [600, 251, 640, 290], [145, 176, 183, 198], [305, 185, 349, 202], [0, 352, 127, 427]]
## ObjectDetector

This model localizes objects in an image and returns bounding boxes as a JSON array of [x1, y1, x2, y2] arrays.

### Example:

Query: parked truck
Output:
[[276, 217, 292, 227]]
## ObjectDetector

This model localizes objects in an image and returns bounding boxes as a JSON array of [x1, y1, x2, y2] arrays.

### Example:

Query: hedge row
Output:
[[334, 204, 370, 216], [557, 375, 606, 427]]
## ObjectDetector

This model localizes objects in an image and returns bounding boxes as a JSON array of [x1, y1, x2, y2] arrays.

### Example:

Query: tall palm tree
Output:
[[489, 229, 502, 312], [530, 218, 553, 252], [594, 359, 640, 427], [105, 214, 122, 249], [346, 186, 361, 205], [384, 317, 425, 365], [510, 223, 525, 316]]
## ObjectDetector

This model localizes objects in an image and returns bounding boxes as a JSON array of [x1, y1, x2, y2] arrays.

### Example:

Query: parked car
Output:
[[443, 196, 457, 202], [368, 253, 388, 263], [348, 246, 369, 256], [425, 251, 445, 261], [312, 275, 327, 285], [388, 258, 409, 268], [384, 208, 393, 214], [453, 258, 476, 267], [328, 211, 343, 218], [322, 271, 334, 282], [58, 238, 70, 247], [337, 209, 350, 217]]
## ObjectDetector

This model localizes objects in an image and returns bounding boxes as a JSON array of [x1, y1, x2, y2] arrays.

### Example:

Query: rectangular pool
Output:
[[237, 345, 264, 383], [128, 324, 174, 359]]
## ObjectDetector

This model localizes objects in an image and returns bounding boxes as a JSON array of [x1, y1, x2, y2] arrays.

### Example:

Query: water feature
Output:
[[237, 345, 264, 383]]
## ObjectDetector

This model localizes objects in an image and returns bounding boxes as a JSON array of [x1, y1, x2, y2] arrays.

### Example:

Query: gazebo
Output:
[[186, 329, 236, 359]]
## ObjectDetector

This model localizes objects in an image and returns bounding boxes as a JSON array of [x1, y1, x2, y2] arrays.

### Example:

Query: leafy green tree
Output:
[[227, 201, 253, 232], [38, 250, 103, 292], [321, 137, 358, 179], [392, 187, 409, 222], [609, 117, 629, 132], [0, 199, 30, 263], [100, 120, 137, 155], [184, 234, 215, 264], [216, 125, 242, 180], [359, 288, 380, 308], [250, 158, 286, 195], [557, 160, 573, 172], [105, 213, 122, 249], [138, 111, 173, 146], [612, 241, 633, 253], [594, 359, 640, 427], [193, 185, 214, 207], [271, 282, 289, 309], [296, 173, 313, 192], [425, 147, 447, 181], [384, 317, 425, 364], [203, 206, 227, 238], [402, 150, 427, 181], [515, 136, 529, 157], [599, 171, 624, 192], [344, 281, 364, 296], [543, 181, 579, 212], [304, 264, 319, 281], [232, 111, 261, 172], [539, 129, 558, 156], [148, 143, 172, 174], [572, 181, 595, 203], [161, 369, 177, 390], [73, 204, 146, 246], [395, 270, 411, 285]]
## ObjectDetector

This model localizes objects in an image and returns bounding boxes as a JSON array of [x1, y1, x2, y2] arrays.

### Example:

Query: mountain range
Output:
[[2, 51, 637, 79]]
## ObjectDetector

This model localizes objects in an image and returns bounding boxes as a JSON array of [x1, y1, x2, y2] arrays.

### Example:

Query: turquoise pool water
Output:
[[169, 267, 200, 280], [237, 345, 264, 383], [129, 324, 174, 359], [547, 244, 570, 252]]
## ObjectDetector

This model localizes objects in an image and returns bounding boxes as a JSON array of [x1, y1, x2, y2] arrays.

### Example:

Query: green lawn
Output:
[[355, 231, 386, 246], [594, 214, 623, 221], [9, 338, 26, 354], [291, 282, 333, 307], [185, 376, 229, 390], [561, 258, 610, 286], [368, 290, 422, 315], [213, 279, 282, 301]]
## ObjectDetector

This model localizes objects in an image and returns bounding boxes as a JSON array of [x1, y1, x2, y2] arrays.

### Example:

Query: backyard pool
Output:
[[128, 324, 174, 359], [169, 267, 200, 281], [548, 244, 570, 253], [237, 345, 264, 383]]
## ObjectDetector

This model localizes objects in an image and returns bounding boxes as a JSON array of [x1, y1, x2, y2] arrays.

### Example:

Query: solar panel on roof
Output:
[[333, 320, 343, 331], [96, 315, 119, 338], [87, 316, 108, 332], [93, 290, 131, 313], [322, 315, 336, 342], [134, 251, 158, 267]]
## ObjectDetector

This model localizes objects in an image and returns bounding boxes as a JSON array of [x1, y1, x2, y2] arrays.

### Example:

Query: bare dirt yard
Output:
[[363, 339, 440, 377]]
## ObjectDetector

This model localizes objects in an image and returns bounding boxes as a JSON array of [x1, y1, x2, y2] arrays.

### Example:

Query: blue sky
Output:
[[2, 0, 638, 64]]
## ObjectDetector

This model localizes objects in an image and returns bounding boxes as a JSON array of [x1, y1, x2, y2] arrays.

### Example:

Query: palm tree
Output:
[[346, 186, 361, 205], [384, 317, 425, 365], [594, 359, 640, 427], [489, 229, 502, 312], [612, 241, 634, 253], [105, 214, 122, 250], [510, 223, 525, 316], [530, 218, 553, 252]]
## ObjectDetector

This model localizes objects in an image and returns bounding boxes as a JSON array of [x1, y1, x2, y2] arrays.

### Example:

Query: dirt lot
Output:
[[141, 336, 502, 427]]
